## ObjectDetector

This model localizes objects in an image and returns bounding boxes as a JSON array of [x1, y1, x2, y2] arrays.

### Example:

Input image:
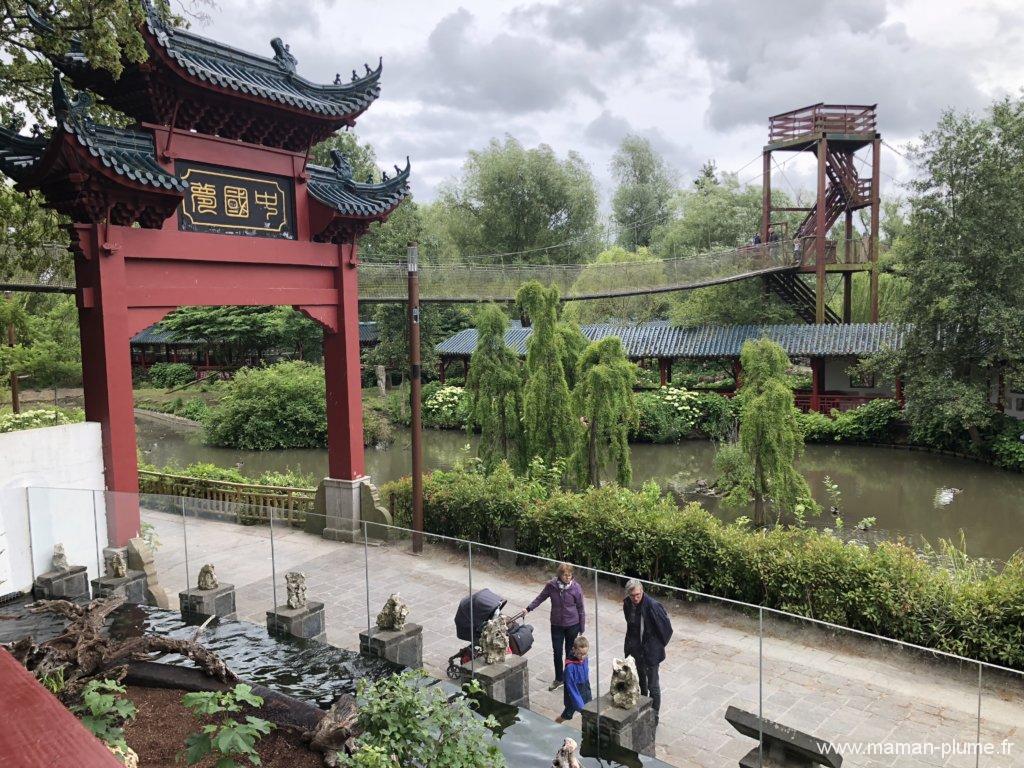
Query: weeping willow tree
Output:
[[465, 304, 526, 471], [556, 320, 588, 389], [517, 281, 576, 468], [572, 336, 636, 487], [724, 338, 815, 526]]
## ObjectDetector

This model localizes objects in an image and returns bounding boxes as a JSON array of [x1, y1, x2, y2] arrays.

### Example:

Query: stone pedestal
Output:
[[582, 693, 657, 757], [359, 623, 422, 668], [33, 565, 90, 600], [317, 477, 365, 542], [179, 583, 237, 622], [127, 537, 170, 609], [457, 655, 529, 708], [91, 570, 147, 604], [267, 601, 325, 642]]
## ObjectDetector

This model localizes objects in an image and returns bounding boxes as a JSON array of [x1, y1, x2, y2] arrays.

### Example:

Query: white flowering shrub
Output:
[[0, 407, 85, 433], [423, 385, 470, 429]]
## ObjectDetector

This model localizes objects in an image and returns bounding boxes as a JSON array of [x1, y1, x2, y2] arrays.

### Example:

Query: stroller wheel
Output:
[[446, 662, 461, 680]]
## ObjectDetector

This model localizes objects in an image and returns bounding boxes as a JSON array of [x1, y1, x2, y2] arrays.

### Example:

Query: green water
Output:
[[136, 415, 1024, 563]]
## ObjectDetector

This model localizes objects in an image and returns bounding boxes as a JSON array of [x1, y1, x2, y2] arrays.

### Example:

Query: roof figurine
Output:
[[27, 0, 387, 151]]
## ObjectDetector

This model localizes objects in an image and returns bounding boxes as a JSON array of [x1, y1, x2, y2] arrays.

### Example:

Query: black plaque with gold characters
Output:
[[176, 162, 295, 239]]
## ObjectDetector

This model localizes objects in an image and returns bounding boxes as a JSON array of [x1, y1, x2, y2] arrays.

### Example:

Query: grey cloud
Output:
[[583, 110, 698, 179], [584, 110, 634, 146], [387, 8, 605, 114], [667, 0, 986, 135], [511, 0, 653, 56]]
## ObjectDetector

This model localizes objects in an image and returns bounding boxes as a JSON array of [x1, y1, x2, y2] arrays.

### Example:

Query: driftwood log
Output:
[[302, 695, 361, 767], [4, 596, 235, 703]]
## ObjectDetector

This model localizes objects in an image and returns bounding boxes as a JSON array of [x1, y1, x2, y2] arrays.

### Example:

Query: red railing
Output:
[[794, 392, 887, 413], [769, 104, 877, 143]]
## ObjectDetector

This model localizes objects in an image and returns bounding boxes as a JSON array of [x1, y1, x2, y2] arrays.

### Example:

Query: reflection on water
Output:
[[136, 416, 1024, 563]]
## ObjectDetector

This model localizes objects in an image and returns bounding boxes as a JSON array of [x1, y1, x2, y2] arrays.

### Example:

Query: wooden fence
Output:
[[138, 470, 316, 526]]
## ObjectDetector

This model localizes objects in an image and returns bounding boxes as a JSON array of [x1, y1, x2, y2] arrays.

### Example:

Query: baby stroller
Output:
[[446, 588, 534, 679]]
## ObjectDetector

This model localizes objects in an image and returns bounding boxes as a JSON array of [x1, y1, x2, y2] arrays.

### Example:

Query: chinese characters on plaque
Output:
[[177, 162, 294, 239]]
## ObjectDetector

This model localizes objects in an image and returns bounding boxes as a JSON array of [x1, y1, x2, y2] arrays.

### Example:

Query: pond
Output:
[[136, 415, 1024, 563]]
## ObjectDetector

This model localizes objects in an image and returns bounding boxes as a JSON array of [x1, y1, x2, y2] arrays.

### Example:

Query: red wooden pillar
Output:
[[323, 241, 365, 481], [658, 358, 669, 387], [438, 359, 446, 384], [810, 357, 824, 413], [732, 359, 742, 390], [895, 375, 904, 407], [74, 224, 140, 545]]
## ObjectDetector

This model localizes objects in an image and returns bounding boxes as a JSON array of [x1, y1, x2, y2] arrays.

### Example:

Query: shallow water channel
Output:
[[137, 416, 1024, 563]]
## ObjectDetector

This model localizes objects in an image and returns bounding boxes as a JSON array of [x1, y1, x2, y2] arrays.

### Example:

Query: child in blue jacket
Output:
[[556, 635, 592, 722]]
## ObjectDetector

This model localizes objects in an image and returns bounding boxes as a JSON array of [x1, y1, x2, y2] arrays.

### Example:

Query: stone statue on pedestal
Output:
[[108, 552, 127, 579], [376, 593, 409, 631], [610, 656, 640, 709], [52, 543, 69, 572], [286, 571, 307, 609], [197, 563, 218, 590], [479, 616, 509, 665]]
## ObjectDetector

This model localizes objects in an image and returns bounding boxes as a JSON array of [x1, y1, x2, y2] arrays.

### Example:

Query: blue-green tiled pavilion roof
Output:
[[307, 151, 410, 218], [437, 322, 906, 360], [28, 2, 381, 122], [132, 321, 379, 345]]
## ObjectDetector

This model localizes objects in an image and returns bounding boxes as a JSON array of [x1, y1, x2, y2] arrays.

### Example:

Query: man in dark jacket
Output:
[[622, 579, 672, 718]]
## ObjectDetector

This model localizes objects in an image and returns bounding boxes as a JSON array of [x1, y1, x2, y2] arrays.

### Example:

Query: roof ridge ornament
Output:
[[329, 149, 354, 181], [52, 72, 93, 122], [270, 37, 298, 75]]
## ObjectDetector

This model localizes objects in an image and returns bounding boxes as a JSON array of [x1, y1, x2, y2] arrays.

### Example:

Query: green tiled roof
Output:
[[29, 2, 381, 120], [437, 322, 907, 360], [307, 150, 410, 218], [0, 129, 47, 182], [132, 320, 378, 345]]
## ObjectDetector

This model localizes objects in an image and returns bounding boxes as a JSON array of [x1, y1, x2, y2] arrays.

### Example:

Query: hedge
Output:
[[382, 464, 1024, 669]]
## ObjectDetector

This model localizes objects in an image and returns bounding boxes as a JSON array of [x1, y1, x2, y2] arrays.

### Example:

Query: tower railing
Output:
[[769, 104, 877, 143]]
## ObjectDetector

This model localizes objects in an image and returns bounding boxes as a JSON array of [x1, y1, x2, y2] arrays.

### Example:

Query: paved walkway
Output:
[[144, 509, 1023, 768]]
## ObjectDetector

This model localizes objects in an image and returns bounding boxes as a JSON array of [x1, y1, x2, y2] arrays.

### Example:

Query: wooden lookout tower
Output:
[[761, 104, 880, 324]]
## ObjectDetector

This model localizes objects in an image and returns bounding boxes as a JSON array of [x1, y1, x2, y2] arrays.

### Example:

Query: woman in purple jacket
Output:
[[526, 562, 586, 691]]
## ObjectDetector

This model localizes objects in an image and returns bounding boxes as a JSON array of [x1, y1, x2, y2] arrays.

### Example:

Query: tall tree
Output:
[[611, 136, 674, 250], [466, 304, 525, 471], [655, 173, 799, 326], [437, 137, 601, 264], [571, 336, 636, 487], [724, 339, 814, 526], [896, 98, 1024, 447], [517, 281, 575, 468], [562, 246, 669, 324]]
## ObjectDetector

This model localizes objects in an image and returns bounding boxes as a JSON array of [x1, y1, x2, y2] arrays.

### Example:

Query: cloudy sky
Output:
[[189, 0, 1024, 206]]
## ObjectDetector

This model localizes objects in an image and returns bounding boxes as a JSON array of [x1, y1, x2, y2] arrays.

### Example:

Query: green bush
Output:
[[363, 408, 395, 448], [382, 385, 411, 426], [630, 388, 735, 442], [147, 362, 195, 389], [990, 421, 1024, 471], [205, 362, 326, 450], [0, 407, 84, 432], [798, 399, 902, 444], [141, 460, 316, 490], [423, 385, 470, 429], [383, 465, 1024, 669]]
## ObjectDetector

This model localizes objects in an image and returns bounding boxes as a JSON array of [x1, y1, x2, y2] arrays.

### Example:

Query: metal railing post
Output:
[[363, 521, 371, 637], [759, 606, 764, 768], [593, 569, 601, 751], [180, 496, 191, 591], [92, 491, 102, 578], [268, 507, 278, 611], [25, 487, 35, 581], [975, 663, 982, 768], [468, 541, 474, 676]]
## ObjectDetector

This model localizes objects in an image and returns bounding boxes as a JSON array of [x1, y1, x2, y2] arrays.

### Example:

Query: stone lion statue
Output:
[[52, 543, 69, 572], [552, 737, 582, 768], [376, 593, 409, 631], [286, 571, 307, 609], [610, 656, 640, 709], [197, 563, 218, 590], [479, 615, 508, 665]]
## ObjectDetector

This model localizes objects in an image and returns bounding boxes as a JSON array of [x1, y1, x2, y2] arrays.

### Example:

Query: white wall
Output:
[[0, 422, 108, 593], [823, 357, 895, 397]]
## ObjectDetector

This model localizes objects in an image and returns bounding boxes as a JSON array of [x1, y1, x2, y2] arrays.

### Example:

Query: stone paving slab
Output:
[[143, 509, 1024, 768]]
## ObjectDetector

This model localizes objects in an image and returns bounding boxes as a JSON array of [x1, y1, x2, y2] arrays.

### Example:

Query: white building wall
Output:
[[0, 422, 108, 594], [1003, 385, 1024, 421], [823, 356, 895, 397]]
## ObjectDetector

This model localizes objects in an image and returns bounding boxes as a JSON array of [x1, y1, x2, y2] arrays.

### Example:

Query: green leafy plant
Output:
[[147, 362, 196, 389], [181, 684, 274, 768], [39, 665, 66, 694], [340, 670, 504, 768], [73, 679, 137, 754], [0, 406, 84, 432], [140, 521, 161, 552]]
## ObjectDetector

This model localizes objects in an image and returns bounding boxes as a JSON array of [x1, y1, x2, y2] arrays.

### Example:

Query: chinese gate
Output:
[[1, 2, 410, 543]]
